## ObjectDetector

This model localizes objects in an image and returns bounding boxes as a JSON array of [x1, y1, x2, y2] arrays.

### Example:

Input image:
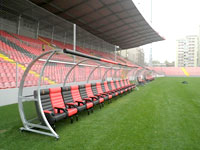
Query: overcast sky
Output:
[[132, 0, 200, 63]]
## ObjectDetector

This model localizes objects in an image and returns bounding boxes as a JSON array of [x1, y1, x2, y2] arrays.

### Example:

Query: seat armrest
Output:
[[90, 96, 97, 98], [44, 110, 52, 114], [83, 98, 91, 100], [66, 103, 77, 108], [66, 103, 75, 106], [74, 100, 86, 105], [54, 107, 67, 113], [100, 93, 108, 95], [84, 99, 92, 102], [75, 99, 84, 102]]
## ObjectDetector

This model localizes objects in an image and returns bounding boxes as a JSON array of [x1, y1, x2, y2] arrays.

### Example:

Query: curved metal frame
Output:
[[143, 70, 151, 81], [137, 68, 151, 84], [87, 64, 102, 83], [128, 67, 137, 81], [122, 70, 128, 78], [18, 49, 62, 139], [130, 68, 140, 85], [113, 68, 121, 80], [37, 51, 58, 137], [151, 70, 157, 77], [101, 67, 113, 82], [125, 68, 134, 80], [135, 68, 144, 85], [63, 59, 88, 87], [111, 68, 116, 80]]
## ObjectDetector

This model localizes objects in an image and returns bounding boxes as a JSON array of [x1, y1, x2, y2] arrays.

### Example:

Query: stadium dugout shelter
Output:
[[18, 49, 155, 139]]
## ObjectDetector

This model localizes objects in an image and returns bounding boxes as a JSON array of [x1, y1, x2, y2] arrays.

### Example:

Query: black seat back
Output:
[[107, 81, 112, 91], [34, 89, 53, 112], [61, 86, 74, 104], [118, 80, 122, 88], [91, 83, 98, 95], [101, 82, 106, 92], [114, 80, 118, 89], [79, 84, 88, 99], [34, 89, 53, 124]]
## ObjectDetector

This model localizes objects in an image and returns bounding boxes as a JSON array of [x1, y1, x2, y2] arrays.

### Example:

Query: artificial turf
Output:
[[1, 77, 200, 150]]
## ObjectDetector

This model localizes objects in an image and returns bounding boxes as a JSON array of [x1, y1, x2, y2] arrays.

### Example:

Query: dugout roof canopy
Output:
[[30, 0, 164, 49]]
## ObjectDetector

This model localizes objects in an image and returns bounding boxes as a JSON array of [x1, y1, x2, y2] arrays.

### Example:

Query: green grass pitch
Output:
[[1, 77, 200, 150]]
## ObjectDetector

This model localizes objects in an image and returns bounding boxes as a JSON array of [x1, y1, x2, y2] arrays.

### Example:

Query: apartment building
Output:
[[176, 35, 199, 67]]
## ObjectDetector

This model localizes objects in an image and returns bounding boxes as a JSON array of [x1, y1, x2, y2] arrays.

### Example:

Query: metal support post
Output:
[[16, 62, 18, 88], [115, 45, 116, 61], [73, 24, 76, 63], [64, 32, 67, 45], [60, 68, 63, 83], [17, 15, 21, 35], [36, 22, 40, 38], [51, 26, 54, 43], [149, 0, 153, 66]]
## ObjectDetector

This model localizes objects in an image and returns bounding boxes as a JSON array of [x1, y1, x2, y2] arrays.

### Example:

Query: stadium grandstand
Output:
[[1, 0, 200, 150]]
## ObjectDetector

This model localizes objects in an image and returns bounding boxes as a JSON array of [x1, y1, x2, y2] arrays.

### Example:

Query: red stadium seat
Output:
[[79, 84, 104, 108]]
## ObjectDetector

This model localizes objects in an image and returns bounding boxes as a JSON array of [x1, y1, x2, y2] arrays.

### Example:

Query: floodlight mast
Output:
[[149, 0, 153, 66], [18, 48, 154, 139]]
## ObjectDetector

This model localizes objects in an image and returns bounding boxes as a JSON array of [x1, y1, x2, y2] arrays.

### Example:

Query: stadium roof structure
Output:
[[1, 0, 164, 50], [30, 0, 164, 49]]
